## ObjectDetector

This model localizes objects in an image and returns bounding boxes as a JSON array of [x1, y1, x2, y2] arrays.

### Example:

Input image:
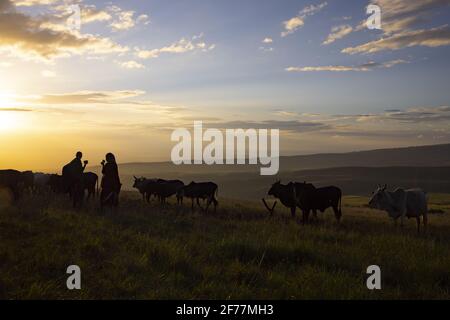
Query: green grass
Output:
[[0, 190, 449, 299]]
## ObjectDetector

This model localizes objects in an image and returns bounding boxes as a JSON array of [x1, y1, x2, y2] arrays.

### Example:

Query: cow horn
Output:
[[133, 176, 137, 180]]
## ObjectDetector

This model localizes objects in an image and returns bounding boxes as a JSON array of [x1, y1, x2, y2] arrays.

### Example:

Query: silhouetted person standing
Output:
[[100, 153, 121, 208], [63, 151, 88, 208]]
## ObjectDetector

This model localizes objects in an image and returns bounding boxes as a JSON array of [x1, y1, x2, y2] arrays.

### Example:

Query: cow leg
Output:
[[191, 198, 194, 211], [394, 217, 398, 228], [332, 205, 341, 222], [400, 211, 406, 228], [301, 209, 310, 224], [205, 198, 211, 214], [423, 214, 428, 233], [290, 206, 296, 218], [197, 198, 205, 212], [416, 217, 420, 233], [213, 198, 218, 213], [313, 209, 318, 220]]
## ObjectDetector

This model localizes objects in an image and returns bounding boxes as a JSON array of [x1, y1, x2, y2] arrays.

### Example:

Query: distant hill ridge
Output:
[[112, 143, 450, 175]]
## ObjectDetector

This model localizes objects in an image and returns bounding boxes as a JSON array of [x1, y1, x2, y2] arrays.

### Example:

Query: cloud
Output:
[[341, 0, 450, 54], [108, 5, 150, 31], [41, 70, 56, 77], [286, 59, 407, 72], [262, 37, 273, 43], [322, 24, 353, 45], [373, 0, 450, 34], [81, 5, 112, 24], [116, 60, 145, 69], [281, 2, 327, 37], [259, 46, 274, 52], [11, 0, 58, 6], [0, 0, 128, 61], [380, 106, 450, 123], [342, 25, 450, 54], [202, 120, 330, 133], [136, 34, 215, 59], [23, 90, 146, 105], [268, 105, 450, 141], [136, 14, 150, 25], [0, 107, 32, 112]]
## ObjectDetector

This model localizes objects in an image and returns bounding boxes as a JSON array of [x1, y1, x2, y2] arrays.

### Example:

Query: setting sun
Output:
[[0, 111, 25, 132]]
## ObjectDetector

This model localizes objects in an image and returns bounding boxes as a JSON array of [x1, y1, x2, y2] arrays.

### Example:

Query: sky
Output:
[[0, 0, 449, 170]]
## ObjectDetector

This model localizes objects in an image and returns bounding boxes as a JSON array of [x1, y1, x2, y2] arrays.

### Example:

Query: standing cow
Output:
[[291, 182, 342, 223], [83, 172, 98, 201], [33, 173, 52, 194], [153, 180, 184, 205], [178, 182, 218, 213], [48, 174, 63, 193], [133, 177, 152, 201], [21, 171, 34, 193], [266, 181, 342, 223], [368, 185, 428, 233], [0, 170, 26, 203]]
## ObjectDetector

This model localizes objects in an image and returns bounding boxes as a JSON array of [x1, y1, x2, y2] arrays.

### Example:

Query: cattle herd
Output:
[[0, 169, 429, 233], [132, 177, 219, 212]]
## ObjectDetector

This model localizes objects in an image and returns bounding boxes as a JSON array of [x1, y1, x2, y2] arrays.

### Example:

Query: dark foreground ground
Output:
[[0, 191, 449, 299]]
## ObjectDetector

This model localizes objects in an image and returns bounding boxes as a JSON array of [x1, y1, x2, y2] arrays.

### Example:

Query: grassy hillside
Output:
[[1, 191, 449, 299], [116, 166, 450, 199]]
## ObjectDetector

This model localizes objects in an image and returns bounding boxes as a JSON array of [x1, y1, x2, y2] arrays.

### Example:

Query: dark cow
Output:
[[48, 174, 63, 193], [178, 182, 218, 213], [291, 182, 342, 222], [21, 171, 34, 193], [0, 169, 26, 202], [83, 172, 98, 201], [132, 177, 160, 202], [267, 181, 297, 217], [153, 180, 184, 204], [62, 158, 88, 208], [267, 181, 342, 222]]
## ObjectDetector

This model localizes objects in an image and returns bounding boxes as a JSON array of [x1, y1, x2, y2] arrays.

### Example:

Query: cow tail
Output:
[[215, 186, 219, 199], [96, 177, 99, 197], [338, 192, 342, 218]]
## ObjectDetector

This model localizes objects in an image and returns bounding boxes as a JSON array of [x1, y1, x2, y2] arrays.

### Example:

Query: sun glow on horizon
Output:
[[0, 111, 23, 131], [0, 93, 28, 131]]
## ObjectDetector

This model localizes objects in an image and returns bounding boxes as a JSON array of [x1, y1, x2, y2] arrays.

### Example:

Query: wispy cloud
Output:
[[281, 2, 327, 37], [115, 60, 145, 69], [322, 24, 353, 45], [136, 34, 215, 59], [108, 5, 149, 31], [342, 25, 450, 54], [341, 0, 450, 54], [23, 90, 146, 105], [286, 59, 407, 72]]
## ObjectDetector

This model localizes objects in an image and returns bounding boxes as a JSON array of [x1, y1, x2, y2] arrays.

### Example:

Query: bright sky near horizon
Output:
[[0, 0, 449, 170]]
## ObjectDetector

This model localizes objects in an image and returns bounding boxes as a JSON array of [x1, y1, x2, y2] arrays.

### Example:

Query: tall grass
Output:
[[0, 191, 449, 299]]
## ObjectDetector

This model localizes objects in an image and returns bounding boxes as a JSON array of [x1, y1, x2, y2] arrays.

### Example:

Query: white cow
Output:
[[368, 185, 428, 233], [33, 173, 52, 193]]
